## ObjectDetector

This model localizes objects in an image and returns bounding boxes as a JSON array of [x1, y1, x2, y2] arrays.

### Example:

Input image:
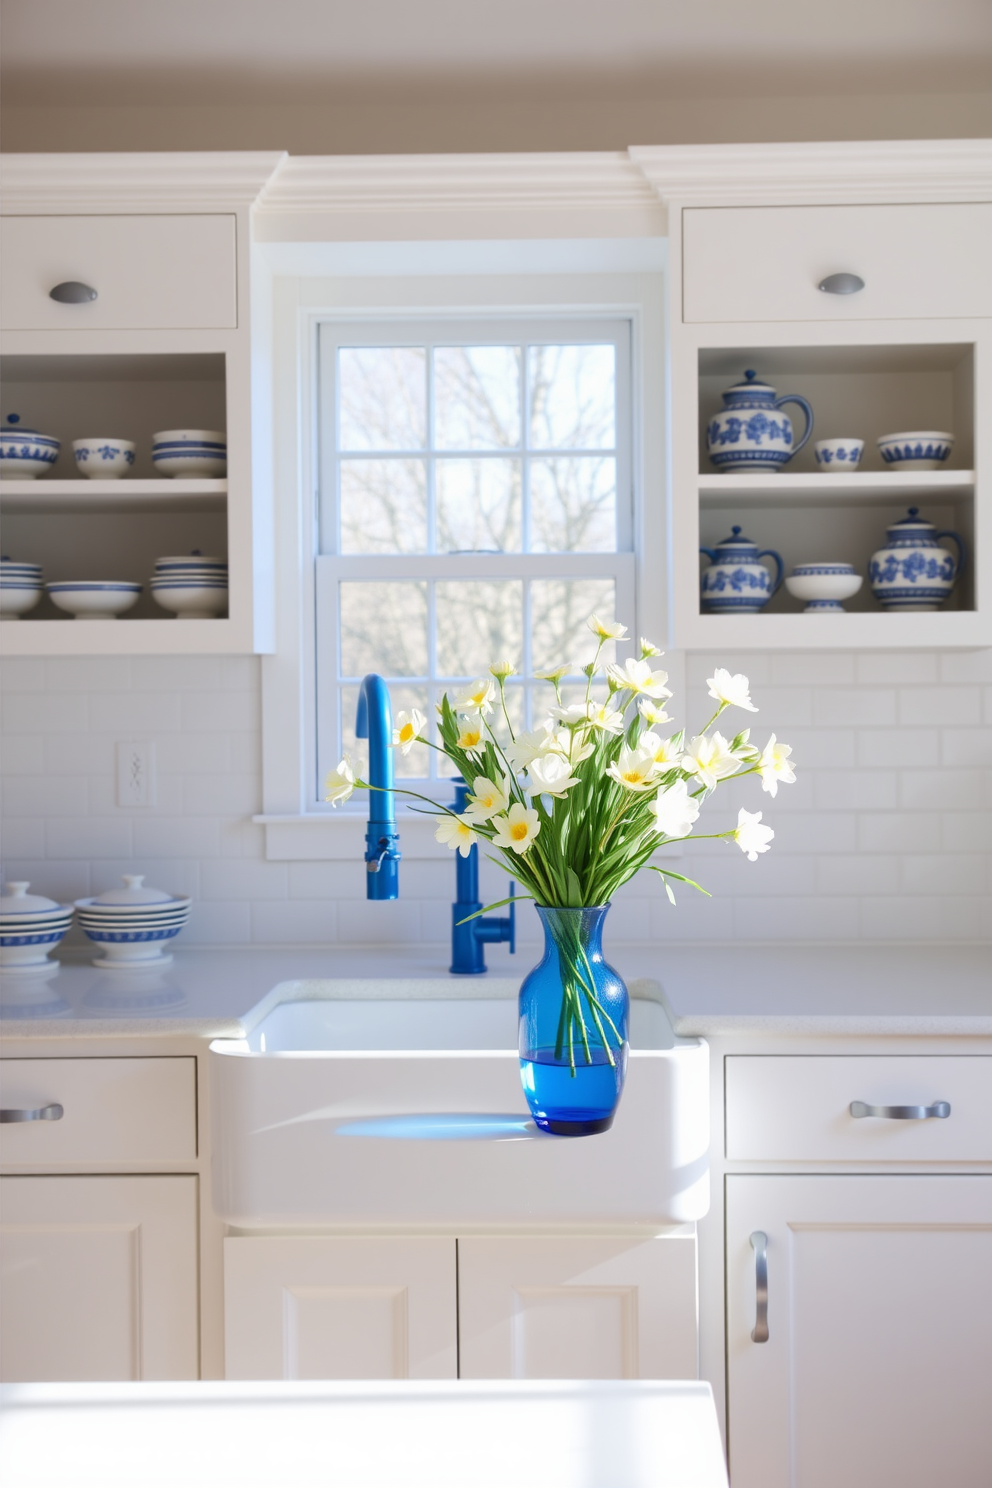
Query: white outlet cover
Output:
[[116, 739, 156, 808]]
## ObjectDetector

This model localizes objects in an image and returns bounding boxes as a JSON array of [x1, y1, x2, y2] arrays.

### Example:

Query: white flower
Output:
[[435, 813, 479, 857], [492, 802, 541, 855], [647, 779, 701, 839], [489, 659, 516, 681], [465, 774, 511, 821], [639, 637, 663, 658], [757, 734, 796, 797], [527, 753, 580, 798], [455, 715, 486, 754], [556, 727, 595, 764], [640, 731, 682, 768], [534, 664, 571, 684], [455, 678, 496, 716], [587, 613, 628, 642], [734, 807, 774, 861], [391, 708, 425, 755], [324, 755, 356, 806], [607, 742, 659, 792], [585, 701, 625, 735], [707, 668, 758, 713], [607, 657, 672, 700], [552, 701, 593, 728], [504, 724, 557, 771], [680, 732, 740, 790], [638, 698, 671, 726]]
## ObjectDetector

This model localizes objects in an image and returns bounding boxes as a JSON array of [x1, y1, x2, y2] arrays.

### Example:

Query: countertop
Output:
[[1, 941, 989, 1041]]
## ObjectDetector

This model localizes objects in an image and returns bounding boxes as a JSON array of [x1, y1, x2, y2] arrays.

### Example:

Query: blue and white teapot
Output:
[[700, 526, 784, 613], [706, 370, 813, 473], [869, 507, 965, 611]]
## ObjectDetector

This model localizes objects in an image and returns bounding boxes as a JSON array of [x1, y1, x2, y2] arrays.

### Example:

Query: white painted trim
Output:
[[257, 238, 666, 278], [0, 152, 288, 213]]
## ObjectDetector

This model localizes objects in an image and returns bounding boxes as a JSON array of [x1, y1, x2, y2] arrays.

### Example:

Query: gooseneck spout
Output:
[[356, 673, 400, 900]]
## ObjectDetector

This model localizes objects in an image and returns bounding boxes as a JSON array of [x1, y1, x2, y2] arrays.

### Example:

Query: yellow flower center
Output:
[[399, 723, 415, 743], [510, 822, 529, 841], [622, 769, 644, 783]]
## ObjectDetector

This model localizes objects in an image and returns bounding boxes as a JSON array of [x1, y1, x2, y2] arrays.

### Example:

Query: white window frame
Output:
[[315, 314, 635, 803], [256, 246, 677, 861]]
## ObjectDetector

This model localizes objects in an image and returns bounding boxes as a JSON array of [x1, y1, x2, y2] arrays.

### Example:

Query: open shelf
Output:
[[0, 616, 245, 657], [698, 469, 975, 510], [0, 479, 227, 515]]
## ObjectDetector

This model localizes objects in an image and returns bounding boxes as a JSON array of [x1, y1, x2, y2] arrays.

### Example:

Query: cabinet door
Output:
[[458, 1234, 697, 1380], [727, 1175, 992, 1488], [0, 1175, 198, 1382], [224, 1236, 457, 1380]]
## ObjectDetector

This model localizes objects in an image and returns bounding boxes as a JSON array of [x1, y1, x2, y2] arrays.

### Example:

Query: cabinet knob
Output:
[[0, 1103, 64, 1123], [850, 1100, 950, 1120], [818, 272, 865, 296], [749, 1231, 769, 1344], [49, 281, 98, 305]]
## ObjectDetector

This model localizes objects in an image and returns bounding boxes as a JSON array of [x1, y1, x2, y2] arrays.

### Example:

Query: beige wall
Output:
[[5, 89, 990, 155]]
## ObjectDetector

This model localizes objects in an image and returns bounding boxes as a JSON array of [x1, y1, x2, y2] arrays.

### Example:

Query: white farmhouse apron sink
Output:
[[209, 980, 709, 1229]]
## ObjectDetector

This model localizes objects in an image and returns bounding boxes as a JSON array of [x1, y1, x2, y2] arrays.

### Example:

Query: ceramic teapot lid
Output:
[[724, 369, 775, 395], [2, 413, 41, 436], [1, 881, 61, 913], [92, 874, 173, 906], [712, 525, 759, 551], [888, 506, 934, 533]]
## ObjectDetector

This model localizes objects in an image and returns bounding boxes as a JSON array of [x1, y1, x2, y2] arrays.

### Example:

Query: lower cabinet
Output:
[[726, 1175, 992, 1488], [224, 1232, 697, 1382], [0, 1174, 199, 1382]]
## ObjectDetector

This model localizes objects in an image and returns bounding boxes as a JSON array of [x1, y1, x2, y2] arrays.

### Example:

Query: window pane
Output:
[[528, 345, 615, 451], [437, 458, 522, 554], [339, 348, 426, 451], [435, 580, 523, 678], [339, 682, 430, 781], [530, 578, 618, 671], [530, 456, 616, 553], [339, 581, 428, 678], [340, 459, 428, 554], [435, 347, 521, 450]]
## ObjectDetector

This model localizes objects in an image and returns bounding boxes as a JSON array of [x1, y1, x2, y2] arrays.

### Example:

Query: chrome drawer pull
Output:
[[0, 1103, 64, 1124], [818, 272, 865, 295], [750, 1231, 769, 1344], [850, 1100, 950, 1121]]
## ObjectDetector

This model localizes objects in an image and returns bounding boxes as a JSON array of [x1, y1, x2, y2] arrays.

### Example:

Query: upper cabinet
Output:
[[0, 154, 282, 656]]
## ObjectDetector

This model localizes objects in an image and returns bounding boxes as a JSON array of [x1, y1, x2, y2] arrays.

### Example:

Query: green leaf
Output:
[[565, 866, 583, 907], [647, 865, 712, 898], [455, 893, 533, 925]]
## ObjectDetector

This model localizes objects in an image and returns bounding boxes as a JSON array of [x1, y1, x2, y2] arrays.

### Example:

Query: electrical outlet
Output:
[[116, 740, 156, 808]]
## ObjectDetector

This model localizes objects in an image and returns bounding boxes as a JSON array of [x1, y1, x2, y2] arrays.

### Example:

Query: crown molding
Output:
[[0, 152, 287, 213], [630, 139, 992, 206]]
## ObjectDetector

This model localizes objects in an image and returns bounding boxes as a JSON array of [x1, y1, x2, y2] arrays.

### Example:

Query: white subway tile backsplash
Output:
[[734, 895, 859, 941], [46, 657, 132, 692], [813, 689, 896, 728], [771, 652, 855, 686], [181, 774, 260, 816], [0, 819, 47, 861], [2, 734, 46, 776], [858, 812, 942, 853], [860, 895, 991, 941], [815, 770, 898, 811], [4, 776, 88, 818], [900, 768, 990, 810], [858, 728, 940, 768], [816, 854, 901, 896], [4, 692, 90, 735], [942, 812, 992, 853], [1, 658, 45, 692], [900, 853, 989, 896], [899, 686, 981, 726], [200, 857, 288, 901], [940, 728, 992, 768], [856, 651, 939, 685], [87, 691, 181, 734], [180, 691, 258, 734], [251, 899, 338, 944], [939, 649, 992, 684], [46, 816, 133, 859], [133, 815, 222, 859]]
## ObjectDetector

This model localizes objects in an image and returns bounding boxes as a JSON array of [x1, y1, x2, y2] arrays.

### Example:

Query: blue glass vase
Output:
[[518, 905, 629, 1137]]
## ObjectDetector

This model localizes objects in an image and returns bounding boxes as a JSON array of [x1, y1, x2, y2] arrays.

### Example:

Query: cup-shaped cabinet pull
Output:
[[750, 1230, 769, 1343], [850, 1100, 950, 1120], [818, 272, 865, 295], [49, 281, 98, 304], [0, 1103, 64, 1123]]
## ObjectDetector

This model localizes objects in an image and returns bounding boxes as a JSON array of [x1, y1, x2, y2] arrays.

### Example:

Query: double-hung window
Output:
[[314, 316, 635, 800]]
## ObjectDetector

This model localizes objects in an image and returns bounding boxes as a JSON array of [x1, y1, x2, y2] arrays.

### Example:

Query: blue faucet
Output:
[[356, 673, 400, 900], [449, 780, 515, 975]]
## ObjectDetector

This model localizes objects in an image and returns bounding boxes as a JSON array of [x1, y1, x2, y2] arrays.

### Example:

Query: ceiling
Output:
[[3, 0, 991, 105]]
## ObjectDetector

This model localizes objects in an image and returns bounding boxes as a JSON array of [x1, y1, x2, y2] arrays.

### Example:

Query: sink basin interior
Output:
[[242, 996, 675, 1054]]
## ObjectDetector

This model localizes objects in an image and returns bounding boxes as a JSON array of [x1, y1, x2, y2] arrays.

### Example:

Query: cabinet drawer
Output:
[[683, 203, 992, 323], [726, 1056, 992, 1163], [1, 215, 237, 331], [0, 1058, 196, 1167]]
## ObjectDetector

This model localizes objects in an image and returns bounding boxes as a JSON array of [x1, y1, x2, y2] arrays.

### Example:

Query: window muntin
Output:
[[316, 318, 634, 798]]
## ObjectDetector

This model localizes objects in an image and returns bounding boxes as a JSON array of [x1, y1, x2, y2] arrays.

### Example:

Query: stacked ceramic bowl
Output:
[[74, 876, 191, 967], [0, 882, 75, 971], [0, 557, 44, 619], [0, 414, 60, 478], [150, 553, 228, 618], [151, 429, 227, 479], [46, 580, 142, 619]]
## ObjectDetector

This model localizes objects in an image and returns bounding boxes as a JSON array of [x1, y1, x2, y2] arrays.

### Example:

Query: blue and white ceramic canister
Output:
[[700, 526, 784, 613], [706, 370, 813, 473], [868, 507, 965, 611]]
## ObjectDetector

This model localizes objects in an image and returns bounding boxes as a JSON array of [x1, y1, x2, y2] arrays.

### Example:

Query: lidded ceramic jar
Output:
[[0, 414, 61, 478], [700, 526, 784, 613], [868, 507, 965, 612], [706, 370, 813, 473]]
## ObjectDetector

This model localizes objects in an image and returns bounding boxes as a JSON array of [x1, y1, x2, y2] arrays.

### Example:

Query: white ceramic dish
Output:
[[72, 438, 136, 479], [785, 565, 863, 612], [151, 429, 227, 479], [155, 553, 226, 570], [89, 874, 175, 906], [814, 437, 864, 469], [46, 582, 141, 619], [877, 431, 954, 471], [151, 583, 228, 619], [0, 415, 60, 478], [0, 585, 43, 619]]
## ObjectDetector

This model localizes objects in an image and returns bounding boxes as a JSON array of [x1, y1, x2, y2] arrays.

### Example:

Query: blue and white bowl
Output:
[[1, 882, 74, 968], [784, 563, 863, 613], [75, 877, 191, 965], [0, 414, 60, 479], [877, 431, 954, 472], [47, 581, 141, 619], [151, 429, 227, 479], [814, 438, 864, 470], [155, 553, 227, 576], [73, 438, 136, 480], [150, 579, 228, 618]]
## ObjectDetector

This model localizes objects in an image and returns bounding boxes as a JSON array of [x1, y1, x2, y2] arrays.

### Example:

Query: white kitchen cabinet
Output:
[[725, 1174, 992, 1488], [223, 1236, 458, 1380], [458, 1234, 697, 1381], [0, 1174, 199, 1382]]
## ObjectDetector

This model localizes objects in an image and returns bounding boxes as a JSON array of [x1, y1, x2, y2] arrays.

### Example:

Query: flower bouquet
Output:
[[326, 615, 795, 1134]]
